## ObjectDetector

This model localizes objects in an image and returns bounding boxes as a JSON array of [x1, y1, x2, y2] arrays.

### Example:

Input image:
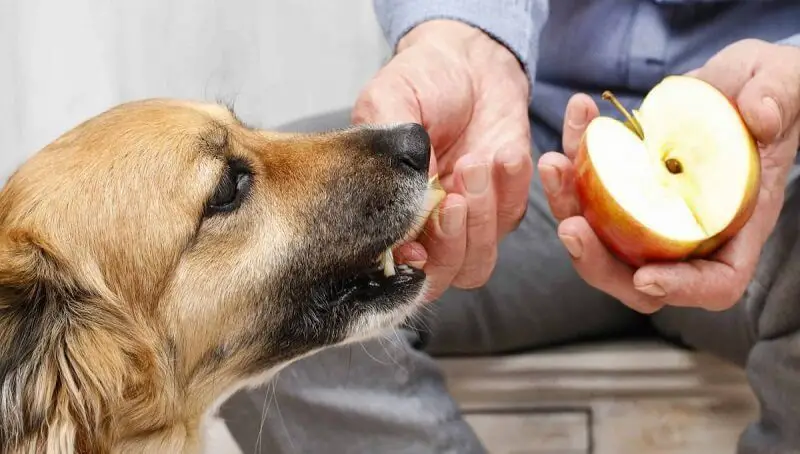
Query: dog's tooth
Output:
[[382, 248, 396, 277]]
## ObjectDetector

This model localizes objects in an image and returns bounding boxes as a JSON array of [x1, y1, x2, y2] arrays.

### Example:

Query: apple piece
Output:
[[574, 75, 761, 267], [381, 174, 447, 277], [403, 174, 446, 241]]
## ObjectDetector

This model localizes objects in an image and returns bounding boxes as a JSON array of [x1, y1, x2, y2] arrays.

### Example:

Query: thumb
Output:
[[737, 68, 800, 145], [351, 75, 422, 126], [735, 43, 800, 145], [352, 74, 440, 178]]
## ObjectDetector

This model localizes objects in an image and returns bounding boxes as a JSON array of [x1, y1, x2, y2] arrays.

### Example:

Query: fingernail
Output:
[[558, 234, 582, 259], [567, 105, 589, 130], [503, 154, 524, 176], [636, 283, 667, 297], [408, 260, 426, 270], [763, 96, 783, 137], [442, 203, 466, 236], [540, 165, 561, 195], [463, 164, 489, 194]]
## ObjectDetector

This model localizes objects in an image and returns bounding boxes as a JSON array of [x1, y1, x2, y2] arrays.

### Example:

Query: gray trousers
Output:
[[220, 110, 800, 454]]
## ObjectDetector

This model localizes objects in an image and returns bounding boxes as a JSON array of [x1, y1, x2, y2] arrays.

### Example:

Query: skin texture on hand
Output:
[[539, 39, 800, 314], [352, 20, 533, 302]]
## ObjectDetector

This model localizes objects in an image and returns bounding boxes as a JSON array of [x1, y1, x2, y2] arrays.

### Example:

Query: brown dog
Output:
[[0, 99, 440, 453]]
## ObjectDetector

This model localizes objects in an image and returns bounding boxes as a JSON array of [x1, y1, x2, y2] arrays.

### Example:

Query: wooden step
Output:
[[437, 340, 758, 454]]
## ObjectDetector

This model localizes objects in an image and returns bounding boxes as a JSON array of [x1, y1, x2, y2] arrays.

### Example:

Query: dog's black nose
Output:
[[374, 123, 431, 174]]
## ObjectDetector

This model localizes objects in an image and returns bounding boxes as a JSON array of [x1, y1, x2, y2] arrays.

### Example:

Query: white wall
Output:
[[0, 0, 389, 182]]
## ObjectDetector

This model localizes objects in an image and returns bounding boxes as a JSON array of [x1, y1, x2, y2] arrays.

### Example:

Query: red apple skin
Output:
[[573, 130, 760, 268]]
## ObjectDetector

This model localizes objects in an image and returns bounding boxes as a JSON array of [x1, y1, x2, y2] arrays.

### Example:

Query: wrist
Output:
[[397, 20, 484, 52], [397, 20, 528, 97]]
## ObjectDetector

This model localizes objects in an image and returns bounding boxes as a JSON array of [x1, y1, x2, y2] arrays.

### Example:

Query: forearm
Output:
[[372, 0, 548, 94]]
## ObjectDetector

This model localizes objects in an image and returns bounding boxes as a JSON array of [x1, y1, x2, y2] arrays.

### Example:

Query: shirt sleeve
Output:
[[777, 33, 800, 47], [372, 0, 549, 94]]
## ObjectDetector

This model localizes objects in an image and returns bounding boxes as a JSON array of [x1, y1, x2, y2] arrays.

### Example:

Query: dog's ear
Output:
[[0, 230, 116, 453]]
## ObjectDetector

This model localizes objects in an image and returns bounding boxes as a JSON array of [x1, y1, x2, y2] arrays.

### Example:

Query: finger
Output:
[[632, 190, 766, 310], [631, 239, 753, 312], [537, 151, 581, 222], [450, 157, 498, 289], [562, 93, 599, 159], [558, 217, 664, 314], [420, 193, 467, 302], [393, 241, 428, 270], [494, 144, 534, 236], [737, 59, 800, 144], [633, 260, 741, 311]]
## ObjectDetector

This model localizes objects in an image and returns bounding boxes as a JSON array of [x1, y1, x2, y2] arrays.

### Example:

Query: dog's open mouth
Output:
[[332, 176, 445, 304], [377, 174, 445, 277]]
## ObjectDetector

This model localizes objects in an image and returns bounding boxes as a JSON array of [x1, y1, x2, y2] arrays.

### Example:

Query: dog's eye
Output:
[[205, 159, 253, 216]]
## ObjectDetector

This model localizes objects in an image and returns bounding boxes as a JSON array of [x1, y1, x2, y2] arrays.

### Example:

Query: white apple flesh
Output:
[[575, 75, 761, 267]]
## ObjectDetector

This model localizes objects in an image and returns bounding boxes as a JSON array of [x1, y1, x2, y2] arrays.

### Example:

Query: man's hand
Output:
[[538, 39, 800, 313], [353, 20, 533, 301]]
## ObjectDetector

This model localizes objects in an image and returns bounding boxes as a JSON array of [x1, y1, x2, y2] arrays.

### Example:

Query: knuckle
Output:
[[572, 264, 609, 294], [499, 203, 528, 231], [635, 301, 665, 315], [453, 271, 491, 290], [473, 241, 498, 264], [467, 209, 494, 230], [352, 91, 378, 123], [711, 285, 748, 312], [453, 247, 497, 289], [738, 38, 767, 50], [724, 38, 766, 57]]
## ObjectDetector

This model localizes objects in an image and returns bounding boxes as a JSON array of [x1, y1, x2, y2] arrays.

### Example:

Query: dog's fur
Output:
[[0, 99, 435, 453]]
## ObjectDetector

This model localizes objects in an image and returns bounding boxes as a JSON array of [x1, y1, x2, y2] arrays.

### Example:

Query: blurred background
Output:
[[0, 0, 389, 182]]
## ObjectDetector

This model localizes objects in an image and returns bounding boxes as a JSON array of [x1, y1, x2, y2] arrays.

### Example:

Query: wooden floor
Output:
[[207, 340, 759, 453], [439, 340, 758, 454]]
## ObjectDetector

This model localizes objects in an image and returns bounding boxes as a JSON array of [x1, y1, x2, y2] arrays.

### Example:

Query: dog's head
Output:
[[0, 99, 440, 452]]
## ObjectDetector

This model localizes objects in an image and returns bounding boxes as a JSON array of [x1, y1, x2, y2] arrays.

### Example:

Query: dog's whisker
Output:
[[376, 335, 401, 368], [359, 342, 390, 366], [254, 374, 278, 454], [272, 379, 298, 454]]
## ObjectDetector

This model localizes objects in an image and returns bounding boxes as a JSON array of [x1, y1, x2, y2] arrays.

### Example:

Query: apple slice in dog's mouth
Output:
[[378, 175, 446, 277]]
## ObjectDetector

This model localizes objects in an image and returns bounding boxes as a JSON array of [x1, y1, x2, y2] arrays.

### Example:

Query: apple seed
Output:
[[665, 158, 683, 174]]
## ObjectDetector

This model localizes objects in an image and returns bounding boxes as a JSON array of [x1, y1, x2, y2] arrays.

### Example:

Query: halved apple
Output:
[[574, 75, 761, 267]]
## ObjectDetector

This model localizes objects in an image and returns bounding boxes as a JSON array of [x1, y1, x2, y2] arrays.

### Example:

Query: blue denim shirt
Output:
[[374, 0, 800, 158]]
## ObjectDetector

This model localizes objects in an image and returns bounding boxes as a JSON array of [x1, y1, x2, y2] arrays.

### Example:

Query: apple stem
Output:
[[601, 91, 645, 140]]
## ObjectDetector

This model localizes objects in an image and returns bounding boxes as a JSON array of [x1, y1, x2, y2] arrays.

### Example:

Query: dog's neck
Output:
[[109, 345, 272, 454], [8, 333, 230, 454], [107, 356, 225, 453]]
